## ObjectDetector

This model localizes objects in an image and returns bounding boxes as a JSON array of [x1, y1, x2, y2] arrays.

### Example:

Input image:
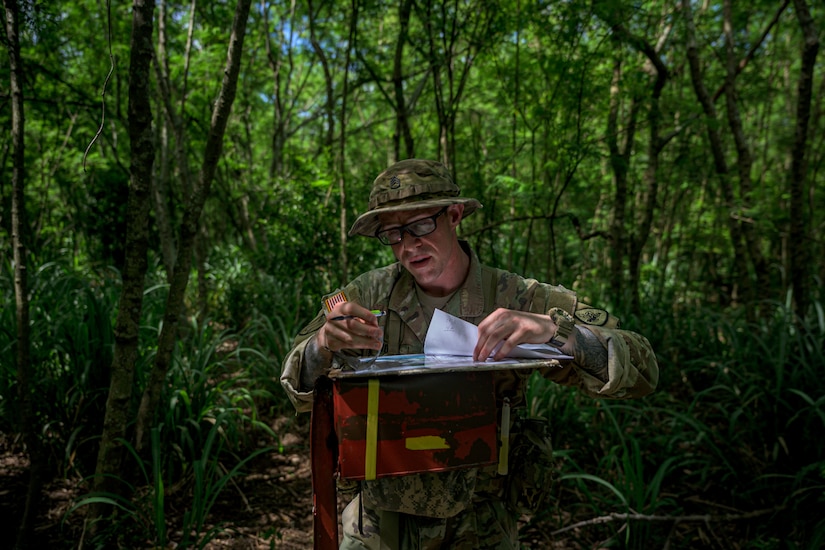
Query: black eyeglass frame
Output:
[[374, 206, 449, 245]]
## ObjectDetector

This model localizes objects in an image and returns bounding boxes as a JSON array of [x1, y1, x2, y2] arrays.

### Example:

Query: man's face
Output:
[[377, 204, 467, 296]]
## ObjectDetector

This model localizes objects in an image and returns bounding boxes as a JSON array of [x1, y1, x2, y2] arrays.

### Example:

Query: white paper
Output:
[[424, 309, 572, 361]]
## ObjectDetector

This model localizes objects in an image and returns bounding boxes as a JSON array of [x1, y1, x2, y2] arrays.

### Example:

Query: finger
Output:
[[474, 310, 506, 361], [491, 338, 517, 361], [475, 309, 544, 360], [327, 302, 382, 326], [474, 325, 508, 361], [322, 314, 383, 352]]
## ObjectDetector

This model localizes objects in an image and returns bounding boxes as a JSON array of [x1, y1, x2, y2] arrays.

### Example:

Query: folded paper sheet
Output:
[[424, 309, 572, 360]]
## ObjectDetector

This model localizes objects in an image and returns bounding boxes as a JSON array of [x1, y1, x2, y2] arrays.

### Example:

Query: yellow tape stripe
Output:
[[406, 435, 449, 450], [365, 379, 379, 480]]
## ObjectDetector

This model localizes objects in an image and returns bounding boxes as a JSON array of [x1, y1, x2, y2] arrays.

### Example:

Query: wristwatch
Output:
[[548, 307, 576, 348]]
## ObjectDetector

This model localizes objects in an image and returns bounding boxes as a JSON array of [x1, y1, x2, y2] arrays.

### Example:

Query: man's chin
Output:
[[405, 256, 432, 273], [406, 265, 437, 286]]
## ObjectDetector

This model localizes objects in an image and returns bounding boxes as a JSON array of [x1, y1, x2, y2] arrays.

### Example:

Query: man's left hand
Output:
[[474, 308, 560, 362]]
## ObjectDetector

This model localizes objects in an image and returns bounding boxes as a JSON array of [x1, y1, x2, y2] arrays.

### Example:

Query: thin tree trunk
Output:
[[152, 0, 180, 278], [307, 0, 335, 157], [5, 1, 44, 547], [154, 10, 195, 207], [153, 93, 177, 276], [606, 54, 639, 309], [307, 0, 343, 284], [723, 0, 769, 293], [263, 0, 296, 182], [153, 0, 199, 280], [418, 0, 449, 165], [604, 12, 671, 317], [788, 0, 819, 316], [508, 0, 520, 273], [135, 0, 252, 453], [196, 221, 209, 323], [418, 0, 488, 171], [90, 0, 156, 529], [336, 0, 358, 283], [237, 104, 259, 251], [392, 0, 415, 161], [606, 57, 626, 304], [682, 0, 752, 305]]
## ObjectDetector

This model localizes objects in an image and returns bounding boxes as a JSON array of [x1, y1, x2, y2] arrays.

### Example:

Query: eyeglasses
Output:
[[375, 207, 448, 245]]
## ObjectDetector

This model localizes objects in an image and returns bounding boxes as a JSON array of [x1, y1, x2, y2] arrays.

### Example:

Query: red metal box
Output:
[[332, 369, 497, 480]]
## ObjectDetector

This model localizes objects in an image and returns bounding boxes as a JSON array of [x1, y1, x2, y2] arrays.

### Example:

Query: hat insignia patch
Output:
[[390, 175, 401, 189]]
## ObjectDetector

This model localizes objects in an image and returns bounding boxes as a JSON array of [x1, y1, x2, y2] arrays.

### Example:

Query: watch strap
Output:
[[548, 307, 575, 347]]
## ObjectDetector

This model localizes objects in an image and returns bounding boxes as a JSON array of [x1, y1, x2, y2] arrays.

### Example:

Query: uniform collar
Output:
[[388, 240, 484, 321]]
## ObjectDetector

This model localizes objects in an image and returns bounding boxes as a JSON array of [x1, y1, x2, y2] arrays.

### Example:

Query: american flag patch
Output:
[[324, 291, 348, 313]]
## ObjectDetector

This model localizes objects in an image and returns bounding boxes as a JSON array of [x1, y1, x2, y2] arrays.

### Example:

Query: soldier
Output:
[[281, 159, 659, 549]]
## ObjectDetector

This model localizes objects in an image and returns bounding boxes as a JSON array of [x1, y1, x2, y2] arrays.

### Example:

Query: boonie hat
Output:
[[349, 159, 482, 237]]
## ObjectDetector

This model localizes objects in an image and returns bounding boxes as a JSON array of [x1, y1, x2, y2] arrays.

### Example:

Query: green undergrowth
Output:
[[525, 299, 825, 548], [3, 257, 824, 548]]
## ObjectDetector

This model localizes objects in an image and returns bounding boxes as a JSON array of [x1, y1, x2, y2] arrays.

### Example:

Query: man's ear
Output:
[[448, 204, 465, 227]]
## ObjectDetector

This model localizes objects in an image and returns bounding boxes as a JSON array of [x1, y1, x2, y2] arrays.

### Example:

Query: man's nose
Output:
[[398, 228, 421, 248]]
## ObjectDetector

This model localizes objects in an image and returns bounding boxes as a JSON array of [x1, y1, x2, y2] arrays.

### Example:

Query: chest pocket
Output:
[[384, 309, 426, 356]]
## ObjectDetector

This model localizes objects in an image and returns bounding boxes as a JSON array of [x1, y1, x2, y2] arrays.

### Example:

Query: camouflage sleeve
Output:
[[281, 273, 382, 413], [546, 325, 658, 399], [281, 283, 364, 413], [280, 310, 327, 413]]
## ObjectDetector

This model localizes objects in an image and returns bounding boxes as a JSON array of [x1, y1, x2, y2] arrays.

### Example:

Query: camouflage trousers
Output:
[[339, 492, 519, 550]]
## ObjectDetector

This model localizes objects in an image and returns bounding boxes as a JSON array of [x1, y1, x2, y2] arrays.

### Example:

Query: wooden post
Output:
[[311, 375, 338, 549]]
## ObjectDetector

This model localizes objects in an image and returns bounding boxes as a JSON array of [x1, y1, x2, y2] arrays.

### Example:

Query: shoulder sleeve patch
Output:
[[574, 307, 610, 326], [297, 313, 326, 336]]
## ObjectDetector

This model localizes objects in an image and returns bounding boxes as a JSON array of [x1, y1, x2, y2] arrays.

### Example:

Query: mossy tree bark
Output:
[[90, 0, 156, 530]]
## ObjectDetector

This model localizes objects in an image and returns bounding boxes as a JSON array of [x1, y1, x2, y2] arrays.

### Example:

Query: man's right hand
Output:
[[301, 304, 383, 391], [317, 303, 384, 353]]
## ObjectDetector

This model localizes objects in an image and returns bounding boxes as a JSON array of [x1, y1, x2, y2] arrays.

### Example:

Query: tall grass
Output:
[[1, 261, 118, 476], [1, 255, 298, 547], [68, 416, 273, 549], [525, 299, 825, 548], [9, 250, 823, 548]]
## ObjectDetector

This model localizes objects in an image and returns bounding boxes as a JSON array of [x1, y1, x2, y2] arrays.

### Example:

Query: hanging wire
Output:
[[82, 0, 115, 173]]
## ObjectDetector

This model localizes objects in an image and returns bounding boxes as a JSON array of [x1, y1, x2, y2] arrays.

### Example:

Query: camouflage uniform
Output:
[[280, 159, 659, 549]]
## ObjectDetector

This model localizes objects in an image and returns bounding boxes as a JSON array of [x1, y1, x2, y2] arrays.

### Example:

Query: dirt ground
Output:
[[1, 416, 562, 550]]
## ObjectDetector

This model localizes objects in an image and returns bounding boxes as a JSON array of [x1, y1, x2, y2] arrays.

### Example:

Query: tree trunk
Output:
[[135, 0, 252, 453], [392, 0, 415, 161], [153, 95, 177, 276], [418, 0, 490, 171], [788, 0, 819, 316], [263, 0, 297, 183], [196, 221, 209, 323], [153, 0, 200, 280], [307, 0, 335, 156], [603, 12, 671, 317], [723, 0, 769, 294], [307, 0, 344, 282], [90, 0, 156, 530], [336, 0, 358, 284], [682, 0, 752, 306], [151, 0, 181, 278], [508, 0, 521, 273], [5, 1, 45, 547], [605, 54, 639, 309]]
